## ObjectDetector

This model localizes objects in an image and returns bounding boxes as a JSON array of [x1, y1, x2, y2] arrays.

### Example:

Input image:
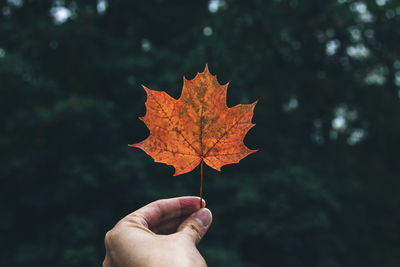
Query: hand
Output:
[[103, 196, 213, 267]]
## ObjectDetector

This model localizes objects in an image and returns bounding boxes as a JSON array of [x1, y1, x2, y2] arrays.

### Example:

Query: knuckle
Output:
[[183, 221, 202, 243], [128, 213, 148, 228], [104, 229, 118, 249], [102, 257, 111, 267]]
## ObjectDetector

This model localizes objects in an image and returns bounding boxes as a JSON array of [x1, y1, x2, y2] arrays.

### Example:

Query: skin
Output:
[[103, 196, 213, 267]]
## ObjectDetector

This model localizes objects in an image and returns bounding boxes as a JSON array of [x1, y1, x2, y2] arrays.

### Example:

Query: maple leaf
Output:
[[130, 65, 257, 204]]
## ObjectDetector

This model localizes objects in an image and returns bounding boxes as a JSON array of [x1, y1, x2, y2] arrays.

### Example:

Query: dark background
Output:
[[1, 0, 400, 266]]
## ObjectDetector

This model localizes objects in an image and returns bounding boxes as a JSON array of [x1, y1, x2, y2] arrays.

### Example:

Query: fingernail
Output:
[[194, 208, 212, 227]]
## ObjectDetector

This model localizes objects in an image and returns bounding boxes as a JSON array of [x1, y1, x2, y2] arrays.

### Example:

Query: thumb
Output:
[[177, 208, 213, 244]]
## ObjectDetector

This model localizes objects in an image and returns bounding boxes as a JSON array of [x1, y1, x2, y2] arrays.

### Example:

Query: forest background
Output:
[[1, 0, 399, 266]]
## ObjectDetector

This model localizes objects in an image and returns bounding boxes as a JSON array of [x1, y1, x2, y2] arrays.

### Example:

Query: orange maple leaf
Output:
[[130, 65, 257, 203]]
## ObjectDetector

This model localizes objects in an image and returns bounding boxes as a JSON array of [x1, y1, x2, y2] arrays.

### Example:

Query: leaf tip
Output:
[[249, 149, 258, 155], [173, 169, 182, 176], [141, 85, 151, 93], [203, 63, 211, 74], [183, 76, 190, 86]]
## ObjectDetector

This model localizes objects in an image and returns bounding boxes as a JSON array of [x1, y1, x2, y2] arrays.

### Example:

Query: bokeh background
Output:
[[1, 0, 400, 266]]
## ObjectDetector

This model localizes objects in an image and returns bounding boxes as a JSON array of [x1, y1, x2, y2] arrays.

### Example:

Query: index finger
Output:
[[123, 196, 205, 229]]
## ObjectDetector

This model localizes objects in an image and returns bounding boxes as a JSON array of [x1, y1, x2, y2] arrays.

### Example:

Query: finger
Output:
[[122, 196, 205, 230], [151, 216, 187, 235], [176, 208, 213, 244]]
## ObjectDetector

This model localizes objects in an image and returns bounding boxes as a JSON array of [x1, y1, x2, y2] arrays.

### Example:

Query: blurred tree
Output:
[[0, 0, 399, 266]]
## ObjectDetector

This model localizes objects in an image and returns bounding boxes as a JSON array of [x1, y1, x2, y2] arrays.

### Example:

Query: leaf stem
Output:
[[200, 159, 204, 208]]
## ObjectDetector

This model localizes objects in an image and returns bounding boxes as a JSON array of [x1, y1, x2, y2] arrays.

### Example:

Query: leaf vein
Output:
[[204, 111, 250, 157], [147, 90, 200, 155]]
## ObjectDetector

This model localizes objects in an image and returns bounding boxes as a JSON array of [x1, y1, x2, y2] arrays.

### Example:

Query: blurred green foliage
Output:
[[1, 0, 400, 266]]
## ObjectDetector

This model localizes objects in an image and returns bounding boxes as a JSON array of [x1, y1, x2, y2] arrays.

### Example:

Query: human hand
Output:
[[103, 196, 213, 267]]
